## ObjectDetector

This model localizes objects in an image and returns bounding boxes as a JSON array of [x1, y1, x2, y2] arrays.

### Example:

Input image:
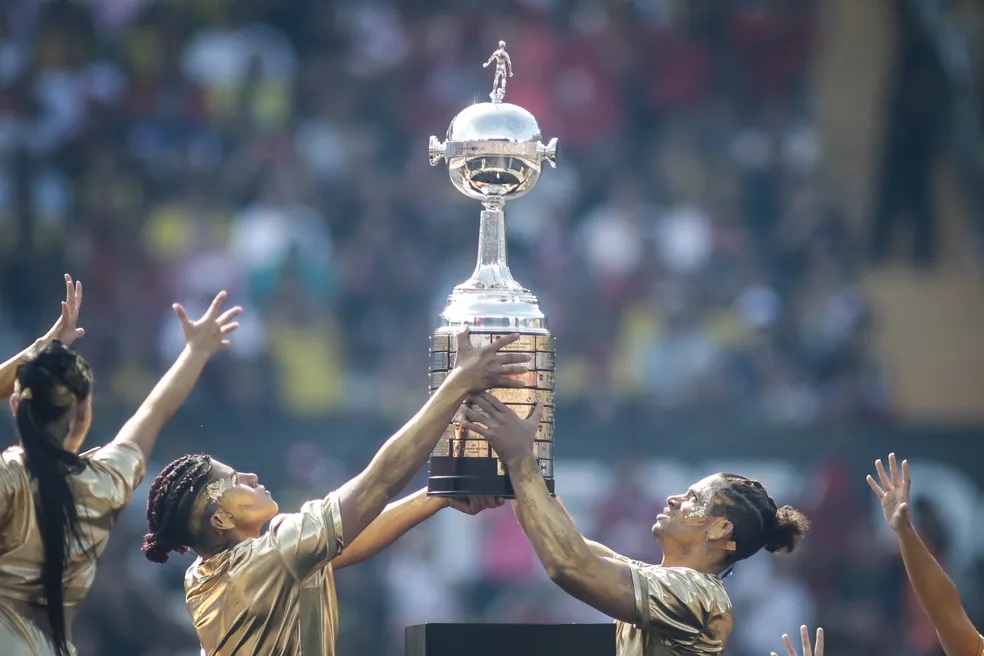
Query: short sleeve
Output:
[[623, 564, 717, 643], [268, 492, 345, 583], [81, 441, 147, 511], [0, 453, 24, 531]]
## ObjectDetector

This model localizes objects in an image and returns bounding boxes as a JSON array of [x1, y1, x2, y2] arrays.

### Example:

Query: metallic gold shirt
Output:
[[612, 556, 732, 656], [185, 492, 345, 656], [0, 442, 147, 655]]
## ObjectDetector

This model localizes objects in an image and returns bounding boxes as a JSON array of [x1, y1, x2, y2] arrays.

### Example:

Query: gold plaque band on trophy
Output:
[[426, 40, 558, 498]]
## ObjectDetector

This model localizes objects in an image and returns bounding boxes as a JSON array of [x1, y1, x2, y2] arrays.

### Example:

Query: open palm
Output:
[[866, 453, 911, 532], [172, 291, 242, 357], [41, 274, 84, 346]]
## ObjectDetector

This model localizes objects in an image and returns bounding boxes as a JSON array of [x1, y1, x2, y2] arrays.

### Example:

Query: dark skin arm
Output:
[[335, 330, 530, 550], [513, 498, 617, 559], [463, 393, 637, 624], [868, 454, 981, 656], [111, 292, 242, 461], [332, 489, 501, 569]]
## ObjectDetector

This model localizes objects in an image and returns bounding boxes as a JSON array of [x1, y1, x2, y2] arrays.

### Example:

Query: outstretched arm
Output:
[[335, 331, 530, 550], [508, 455, 637, 622], [868, 455, 982, 656], [1, 274, 85, 398], [332, 489, 500, 569], [518, 498, 617, 559], [332, 489, 444, 569], [465, 394, 636, 623], [111, 292, 241, 461]]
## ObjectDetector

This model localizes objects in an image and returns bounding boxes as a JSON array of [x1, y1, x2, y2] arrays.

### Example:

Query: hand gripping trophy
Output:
[[427, 42, 558, 498], [483, 40, 513, 103]]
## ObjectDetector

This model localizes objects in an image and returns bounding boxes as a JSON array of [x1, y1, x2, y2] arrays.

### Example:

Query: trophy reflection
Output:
[[427, 42, 558, 498]]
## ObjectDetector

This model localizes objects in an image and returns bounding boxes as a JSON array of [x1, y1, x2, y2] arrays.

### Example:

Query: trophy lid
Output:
[[446, 102, 543, 144]]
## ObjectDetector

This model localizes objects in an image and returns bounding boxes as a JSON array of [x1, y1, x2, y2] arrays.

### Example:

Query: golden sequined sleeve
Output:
[[81, 441, 147, 511], [268, 492, 345, 583], [0, 454, 21, 531], [617, 560, 713, 642]]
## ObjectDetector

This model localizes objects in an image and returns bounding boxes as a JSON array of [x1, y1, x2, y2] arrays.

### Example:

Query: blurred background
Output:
[[1, 0, 983, 654]]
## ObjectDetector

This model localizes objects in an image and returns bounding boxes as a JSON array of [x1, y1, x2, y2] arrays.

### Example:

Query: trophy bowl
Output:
[[429, 103, 557, 202], [426, 41, 558, 498]]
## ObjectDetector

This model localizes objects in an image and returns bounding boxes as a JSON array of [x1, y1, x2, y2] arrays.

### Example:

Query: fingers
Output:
[[64, 274, 74, 307], [866, 474, 886, 499], [471, 393, 499, 416], [173, 303, 190, 326], [528, 403, 544, 425], [480, 391, 508, 412], [459, 420, 490, 437], [204, 291, 228, 320], [220, 322, 240, 334], [476, 497, 502, 512], [462, 406, 488, 423], [453, 327, 472, 353], [901, 459, 910, 495], [216, 306, 243, 325], [782, 634, 796, 656], [75, 279, 82, 310], [897, 502, 909, 521], [489, 333, 521, 351], [875, 458, 892, 490], [889, 453, 901, 487], [498, 364, 530, 375], [496, 352, 532, 365], [815, 627, 824, 656], [800, 624, 813, 656]]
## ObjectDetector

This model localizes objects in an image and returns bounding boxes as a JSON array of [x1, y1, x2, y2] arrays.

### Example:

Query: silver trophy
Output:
[[427, 42, 558, 498]]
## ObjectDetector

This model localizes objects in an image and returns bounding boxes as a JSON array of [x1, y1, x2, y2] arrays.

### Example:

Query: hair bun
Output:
[[763, 505, 811, 554], [141, 533, 186, 564]]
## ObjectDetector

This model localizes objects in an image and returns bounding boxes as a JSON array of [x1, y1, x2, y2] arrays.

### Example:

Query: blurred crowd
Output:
[[0, 0, 891, 426], [3, 1, 981, 655]]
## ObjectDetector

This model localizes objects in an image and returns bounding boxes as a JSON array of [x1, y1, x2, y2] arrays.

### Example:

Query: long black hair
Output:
[[14, 340, 92, 656]]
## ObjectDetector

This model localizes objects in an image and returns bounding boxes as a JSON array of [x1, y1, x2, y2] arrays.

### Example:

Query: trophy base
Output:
[[428, 456, 555, 499]]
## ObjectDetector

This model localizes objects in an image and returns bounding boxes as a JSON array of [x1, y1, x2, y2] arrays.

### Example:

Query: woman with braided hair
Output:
[[0, 280, 241, 656], [462, 393, 812, 655], [142, 329, 531, 656]]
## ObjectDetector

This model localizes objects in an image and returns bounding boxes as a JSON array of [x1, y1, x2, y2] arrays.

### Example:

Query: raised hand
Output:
[[866, 452, 911, 532], [172, 291, 243, 357], [446, 496, 504, 516], [460, 392, 543, 465], [771, 626, 824, 656], [41, 274, 84, 346], [451, 328, 531, 393]]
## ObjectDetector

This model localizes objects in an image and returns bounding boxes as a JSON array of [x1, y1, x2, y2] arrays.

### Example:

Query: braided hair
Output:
[[711, 474, 810, 566], [14, 340, 93, 656], [142, 454, 214, 563]]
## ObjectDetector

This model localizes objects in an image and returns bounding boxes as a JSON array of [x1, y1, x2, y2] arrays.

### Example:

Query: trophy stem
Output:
[[458, 203, 525, 292]]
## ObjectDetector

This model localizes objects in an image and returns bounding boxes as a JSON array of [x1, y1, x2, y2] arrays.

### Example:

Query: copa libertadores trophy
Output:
[[426, 41, 558, 498]]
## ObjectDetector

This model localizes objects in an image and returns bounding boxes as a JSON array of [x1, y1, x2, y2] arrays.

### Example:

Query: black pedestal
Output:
[[405, 623, 615, 656]]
